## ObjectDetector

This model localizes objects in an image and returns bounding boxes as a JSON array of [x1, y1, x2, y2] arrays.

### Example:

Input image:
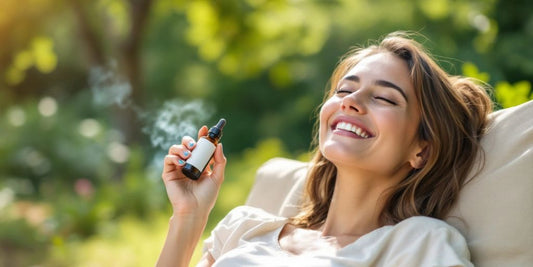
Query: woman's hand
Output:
[[162, 126, 226, 217]]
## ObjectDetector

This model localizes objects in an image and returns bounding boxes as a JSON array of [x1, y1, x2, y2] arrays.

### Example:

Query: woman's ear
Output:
[[409, 141, 429, 169]]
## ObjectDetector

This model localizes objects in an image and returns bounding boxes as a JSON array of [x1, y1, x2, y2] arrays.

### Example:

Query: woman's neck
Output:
[[320, 167, 400, 243]]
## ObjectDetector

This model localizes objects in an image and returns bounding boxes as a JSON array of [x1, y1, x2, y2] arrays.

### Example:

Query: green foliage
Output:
[[184, 0, 330, 78], [461, 61, 533, 109], [46, 214, 168, 267], [462, 62, 490, 83], [495, 81, 533, 109], [0, 93, 116, 197], [0, 0, 65, 77], [1, 0, 533, 265], [6, 36, 58, 86], [0, 218, 48, 266]]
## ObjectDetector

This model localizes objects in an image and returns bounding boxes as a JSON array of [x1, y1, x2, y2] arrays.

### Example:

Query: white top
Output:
[[203, 206, 473, 267]]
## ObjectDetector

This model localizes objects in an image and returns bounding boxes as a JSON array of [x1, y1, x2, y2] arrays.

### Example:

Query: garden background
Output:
[[1, 0, 532, 266]]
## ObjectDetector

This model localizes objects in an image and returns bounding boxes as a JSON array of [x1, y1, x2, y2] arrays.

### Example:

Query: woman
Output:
[[157, 32, 493, 266]]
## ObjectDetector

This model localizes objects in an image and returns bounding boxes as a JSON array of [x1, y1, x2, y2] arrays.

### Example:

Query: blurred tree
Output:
[[1, 0, 533, 265], [2, 0, 532, 152], [1, 0, 154, 145], [491, 0, 533, 82], [70, 0, 154, 144], [2, 0, 532, 188], [0, 0, 64, 90]]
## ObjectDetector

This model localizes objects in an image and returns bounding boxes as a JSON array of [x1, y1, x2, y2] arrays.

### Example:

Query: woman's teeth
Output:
[[335, 122, 370, 138]]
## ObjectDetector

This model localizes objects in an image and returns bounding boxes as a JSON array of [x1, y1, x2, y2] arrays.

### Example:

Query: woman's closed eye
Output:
[[374, 96, 397, 105], [335, 88, 398, 105], [335, 89, 353, 95]]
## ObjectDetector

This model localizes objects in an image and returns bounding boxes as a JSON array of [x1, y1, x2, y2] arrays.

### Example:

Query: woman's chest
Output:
[[277, 224, 351, 256]]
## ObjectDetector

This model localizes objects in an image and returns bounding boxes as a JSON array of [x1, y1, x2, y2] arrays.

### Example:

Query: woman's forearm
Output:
[[156, 213, 209, 267]]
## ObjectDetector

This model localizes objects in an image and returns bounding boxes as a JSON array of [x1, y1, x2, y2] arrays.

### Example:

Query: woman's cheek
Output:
[[318, 98, 338, 150], [320, 98, 338, 122]]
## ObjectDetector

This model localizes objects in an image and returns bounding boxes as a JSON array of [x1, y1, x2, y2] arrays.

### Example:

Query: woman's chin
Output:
[[321, 142, 364, 165]]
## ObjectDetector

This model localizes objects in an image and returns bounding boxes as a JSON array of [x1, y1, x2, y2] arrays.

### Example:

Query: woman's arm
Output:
[[156, 126, 226, 267], [156, 214, 209, 267]]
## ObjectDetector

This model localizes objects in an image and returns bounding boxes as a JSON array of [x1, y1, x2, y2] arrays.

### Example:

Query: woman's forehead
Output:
[[339, 53, 412, 89]]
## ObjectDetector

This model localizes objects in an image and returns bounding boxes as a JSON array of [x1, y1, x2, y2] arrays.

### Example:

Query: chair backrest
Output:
[[245, 100, 533, 267]]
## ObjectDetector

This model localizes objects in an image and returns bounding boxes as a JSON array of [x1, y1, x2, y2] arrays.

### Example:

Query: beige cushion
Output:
[[245, 100, 533, 267]]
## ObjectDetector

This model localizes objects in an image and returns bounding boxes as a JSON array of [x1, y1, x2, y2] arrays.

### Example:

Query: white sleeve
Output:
[[202, 206, 280, 259]]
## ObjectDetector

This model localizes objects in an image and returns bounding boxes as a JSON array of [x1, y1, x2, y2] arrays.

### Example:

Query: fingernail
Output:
[[183, 151, 190, 157], [188, 141, 195, 148], [178, 160, 185, 165]]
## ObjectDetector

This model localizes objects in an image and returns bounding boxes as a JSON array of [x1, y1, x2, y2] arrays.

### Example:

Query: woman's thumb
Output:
[[211, 143, 226, 185]]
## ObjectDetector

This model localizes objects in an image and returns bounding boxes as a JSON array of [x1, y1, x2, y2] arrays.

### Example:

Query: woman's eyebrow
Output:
[[343, 75, 360, 83], [375, 80, 408, 102], [341, 75, 408, 102]]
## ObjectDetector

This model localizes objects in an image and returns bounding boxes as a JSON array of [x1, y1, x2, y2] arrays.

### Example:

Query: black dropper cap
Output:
[[207, 118, 226, 139]]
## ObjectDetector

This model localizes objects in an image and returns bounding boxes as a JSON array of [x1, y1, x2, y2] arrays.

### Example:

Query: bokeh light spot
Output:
[[107, 142, 130, 163], [7, 107, 26, 127], [79, 119, 102, 138], [38, 97, 58, 117]]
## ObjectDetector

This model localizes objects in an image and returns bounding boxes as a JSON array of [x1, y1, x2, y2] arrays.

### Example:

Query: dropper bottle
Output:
[[182, 118, 226, 180]]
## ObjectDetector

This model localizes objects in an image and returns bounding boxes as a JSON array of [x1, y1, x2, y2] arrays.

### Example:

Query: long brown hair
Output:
[[291, 32, 493, 228]]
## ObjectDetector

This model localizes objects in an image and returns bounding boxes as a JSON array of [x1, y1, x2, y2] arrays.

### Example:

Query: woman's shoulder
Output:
[[391, 216, 470, 256], [376, 216, 472, 266], [395, 216, 462, 233], [391, 216, 467, 241], [399, 215, 453, 226]]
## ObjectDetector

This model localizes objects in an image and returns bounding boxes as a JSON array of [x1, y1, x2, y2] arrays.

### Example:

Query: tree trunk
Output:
[[72, 0, 154, 146]]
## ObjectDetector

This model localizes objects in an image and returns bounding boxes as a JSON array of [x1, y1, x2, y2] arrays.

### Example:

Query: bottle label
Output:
[[186, 138, 216, 171]]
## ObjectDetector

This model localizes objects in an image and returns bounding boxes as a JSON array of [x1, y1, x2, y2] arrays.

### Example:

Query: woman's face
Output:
[[319, 52, 425, 176]]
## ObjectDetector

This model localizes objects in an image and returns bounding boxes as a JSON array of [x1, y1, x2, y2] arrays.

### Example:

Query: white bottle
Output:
[[182, 118, 226, 180]]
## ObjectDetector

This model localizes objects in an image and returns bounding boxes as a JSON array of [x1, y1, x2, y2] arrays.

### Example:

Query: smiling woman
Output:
[[156, 32, 493, 267], [294, 34, 492, 229]]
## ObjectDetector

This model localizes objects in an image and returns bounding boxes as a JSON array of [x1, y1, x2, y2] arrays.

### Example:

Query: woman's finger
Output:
[[197, 126, 208, 139], [181, 136, 196, 151], [164, 154, 183, 167], [162, 155, 185, 181], [168, 144, 192, 159]]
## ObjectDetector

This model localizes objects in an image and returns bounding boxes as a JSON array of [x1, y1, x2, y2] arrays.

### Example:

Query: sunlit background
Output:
[[0, 0, 532, 266]]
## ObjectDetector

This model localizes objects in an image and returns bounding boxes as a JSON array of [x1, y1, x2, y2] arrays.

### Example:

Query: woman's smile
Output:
[[331, 115, 374, 139]]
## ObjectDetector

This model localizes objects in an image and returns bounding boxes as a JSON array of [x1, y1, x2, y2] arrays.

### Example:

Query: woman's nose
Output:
[[341, 91, 366, 114]]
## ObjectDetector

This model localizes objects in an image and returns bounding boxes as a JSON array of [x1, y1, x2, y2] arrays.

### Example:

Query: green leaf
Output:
[[495, 80, 532, 108], [461, 62, 490, 83]]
